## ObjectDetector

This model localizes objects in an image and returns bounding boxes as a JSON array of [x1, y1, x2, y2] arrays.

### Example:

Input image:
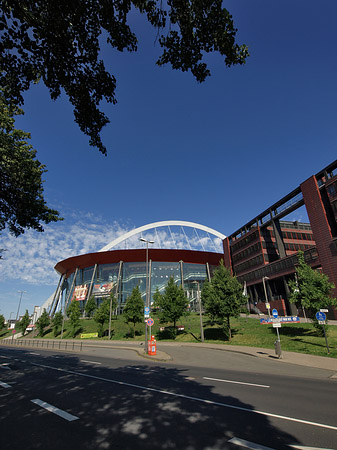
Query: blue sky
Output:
[[1, 0, 336, 320]]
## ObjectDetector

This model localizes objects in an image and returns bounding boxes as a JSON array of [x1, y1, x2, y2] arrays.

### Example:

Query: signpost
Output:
[[315, 311, 330, 354], [146, 317, 154, 338]]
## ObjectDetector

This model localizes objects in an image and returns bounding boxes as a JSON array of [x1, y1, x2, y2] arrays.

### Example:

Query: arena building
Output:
[[42, 160, 337, 321], [48, 221, 226, 316]]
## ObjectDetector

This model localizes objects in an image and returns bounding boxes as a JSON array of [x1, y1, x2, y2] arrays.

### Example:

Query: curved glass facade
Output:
[[62, 260, 216, 313]]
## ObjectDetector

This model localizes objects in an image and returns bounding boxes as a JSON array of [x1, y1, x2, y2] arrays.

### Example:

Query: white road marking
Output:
[[28, 352, 40, 355], [130, 367, 157, 373], [228, 437, 274, 449], [204, 377, 270, 388], [0, 363, 11, 370], [31, 399, 79, 422], [0, 381, 12, 388], [289, 446, 335, 450], [80, 360, 102, 365], [31, 362, 337, 431]]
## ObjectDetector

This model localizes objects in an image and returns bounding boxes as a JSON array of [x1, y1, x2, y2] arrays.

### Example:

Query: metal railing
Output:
[[0, 338, 83, 352]]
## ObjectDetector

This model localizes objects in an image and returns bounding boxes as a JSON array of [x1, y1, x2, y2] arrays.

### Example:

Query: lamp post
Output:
[[12, 290, 26, 341], [192, 281, 204, 343], [262, 277, 271, 317], [140, 238, 154, 352]]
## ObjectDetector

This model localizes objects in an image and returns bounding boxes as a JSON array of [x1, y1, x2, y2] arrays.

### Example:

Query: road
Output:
[[0, 345, 336, 450]]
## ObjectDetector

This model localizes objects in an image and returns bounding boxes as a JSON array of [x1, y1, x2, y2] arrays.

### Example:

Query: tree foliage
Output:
[[0, 92, 61, 236], [67, 300, 81, 337], [94, 297, 110, 337], [17, 309, 30, 335], [201, 260, 246, 339], [288, 251, 336, 335], [52, 311, 63, 337], [1, 0, 248, 155], [153, 277, 189, 329], [123, 286, 144, 337], [85, 295, 97, 318], [0, 314, 5, 330], [36, 308, 50, 336], [288, 252, 336, 312]]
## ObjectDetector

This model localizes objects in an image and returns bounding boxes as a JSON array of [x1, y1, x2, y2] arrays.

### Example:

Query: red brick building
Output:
[[223, 160, 337, 319]]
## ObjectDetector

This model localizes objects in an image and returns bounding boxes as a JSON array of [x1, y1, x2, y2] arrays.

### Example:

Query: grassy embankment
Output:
[[10, 313, 337, 358]]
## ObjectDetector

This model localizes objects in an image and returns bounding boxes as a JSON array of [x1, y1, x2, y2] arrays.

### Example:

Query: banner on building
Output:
[[71, 284, 88, 301], [92, 282, 114, 296]]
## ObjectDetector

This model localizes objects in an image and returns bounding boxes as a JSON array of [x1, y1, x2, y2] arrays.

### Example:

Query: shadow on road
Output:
[[0, 348, 301, 450]]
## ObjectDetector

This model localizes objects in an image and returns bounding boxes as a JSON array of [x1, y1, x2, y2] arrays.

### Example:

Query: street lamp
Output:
[[140, 238, 154, 352], [262, 277, 271, 317], [192, 281, 204, 343], [12, 290, 26, 341]]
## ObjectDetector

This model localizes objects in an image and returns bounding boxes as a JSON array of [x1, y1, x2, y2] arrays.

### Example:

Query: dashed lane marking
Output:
[[80, 360, 102, 365], [0, 381, 12, 388], [31, 362, 337, 431], [204, 377, 270, 388], [31, 399, 79, 422], [228, 437, 274, 449]]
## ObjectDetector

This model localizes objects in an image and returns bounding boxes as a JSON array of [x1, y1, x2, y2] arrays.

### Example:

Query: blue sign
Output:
[[272, 309, 278, 318], [260, 316, 300, 324], [316, 311, 326, 322], [144, 307, 150, 314]]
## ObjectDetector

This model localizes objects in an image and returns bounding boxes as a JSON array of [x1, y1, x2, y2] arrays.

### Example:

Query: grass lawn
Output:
[[5, 314, 337, 358]]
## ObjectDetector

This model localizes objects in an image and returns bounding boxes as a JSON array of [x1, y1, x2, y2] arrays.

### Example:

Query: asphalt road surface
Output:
[[0, 345, 336, 450]]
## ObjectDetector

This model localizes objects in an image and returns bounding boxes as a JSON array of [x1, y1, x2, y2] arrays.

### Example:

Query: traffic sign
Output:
[[265, 303, 270, 309], [320, 309, 328, 313], [272, 309, 278, 318], [146, 318, 154, 327], [144, 306, 150, 318], [273, 322, 281, 328], [316, 311, 326, 322]]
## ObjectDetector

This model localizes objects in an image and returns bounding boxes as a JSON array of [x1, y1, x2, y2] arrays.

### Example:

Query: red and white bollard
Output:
[[147, 335, 157, 356]]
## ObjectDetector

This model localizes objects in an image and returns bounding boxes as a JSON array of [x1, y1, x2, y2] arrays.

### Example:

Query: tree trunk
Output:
[[227, 315, 231, 340]]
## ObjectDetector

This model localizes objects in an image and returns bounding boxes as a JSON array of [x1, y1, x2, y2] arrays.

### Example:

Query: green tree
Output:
[[1, 1, 248, 156], [94, 298, 110, 337], [123, 286, 144, 337], [154, 277, 189, 330], [67, 301, 81, 337], [288, 251, 336, 335], [0, 92, 61, 236], [85, 295, 97, 318], [36, 309, 50, 337], [201, 260, 246, 340], [0, 314, 5, 330], [17, 309, 30, 336], [52, 311, 63, 337]]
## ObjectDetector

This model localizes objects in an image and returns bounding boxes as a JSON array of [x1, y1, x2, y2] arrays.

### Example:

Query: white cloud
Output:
[[0, 216, 130, 285], [0, 217, 224, 287]]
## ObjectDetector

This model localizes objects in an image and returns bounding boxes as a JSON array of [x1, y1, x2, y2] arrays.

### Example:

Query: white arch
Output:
[[99, 220, 226, 252]]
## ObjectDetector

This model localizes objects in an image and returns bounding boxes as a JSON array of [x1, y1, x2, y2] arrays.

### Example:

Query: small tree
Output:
[[85, 295, 97, 318], [0, 314, 5, 330], [289, 251, 336, 335], [67, 301, 81, 337], [94, 298, 110, 337], [52, 311, 63, 337], [36, 309, 50, 337], [17, 309, 30, 336], [123, 286, 144, 337], [154, 277, 189, 331], [202, 260, 246, 340]]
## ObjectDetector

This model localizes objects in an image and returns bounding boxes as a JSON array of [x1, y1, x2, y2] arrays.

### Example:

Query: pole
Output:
[[108, 288, 114, 340], [322, 324, 330, 354], [145, 241, 149, 352], [262, 277, 271, 317], [197, 282, 204, 343], [12, 291, 26, 342]]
